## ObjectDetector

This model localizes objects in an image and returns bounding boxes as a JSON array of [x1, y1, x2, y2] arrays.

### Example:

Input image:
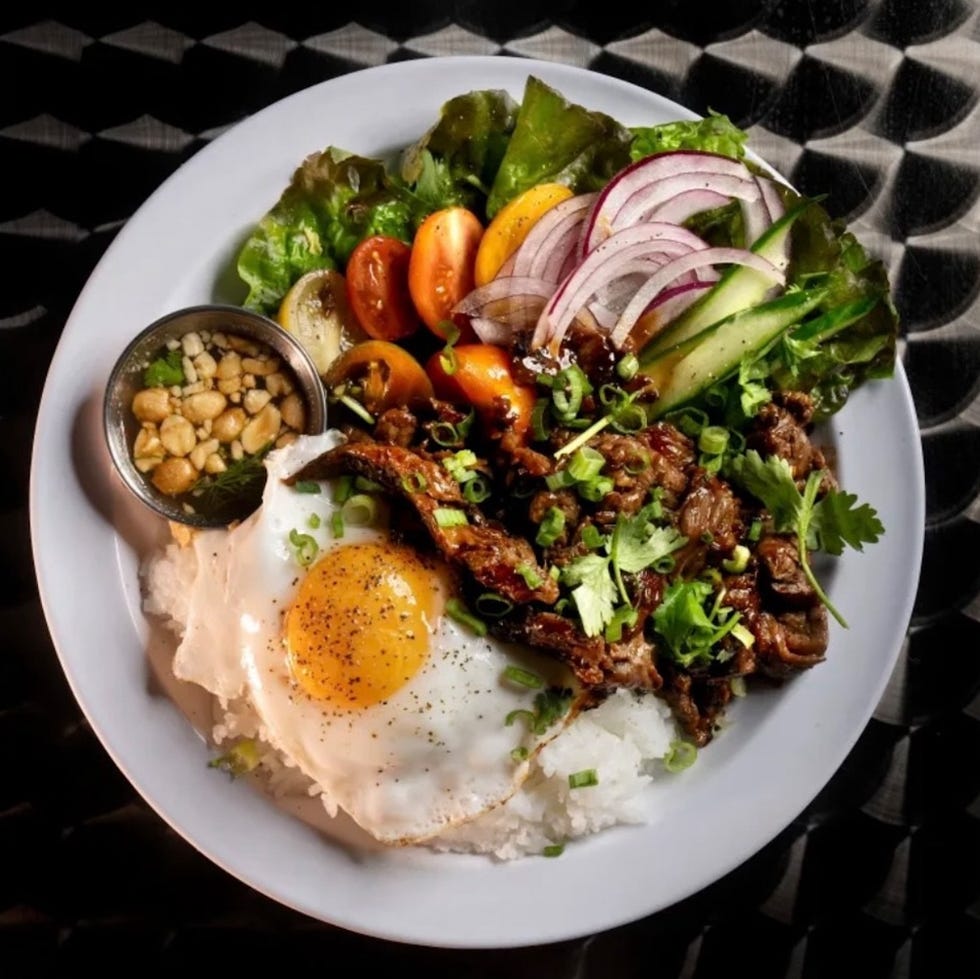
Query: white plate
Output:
[[29, 56, 924, 948]]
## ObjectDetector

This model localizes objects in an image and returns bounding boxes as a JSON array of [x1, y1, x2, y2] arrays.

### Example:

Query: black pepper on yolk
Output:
[[284, 541, 444, 708]]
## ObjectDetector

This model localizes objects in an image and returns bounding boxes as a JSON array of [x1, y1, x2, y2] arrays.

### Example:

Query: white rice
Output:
[[142, 541, 679, 860]]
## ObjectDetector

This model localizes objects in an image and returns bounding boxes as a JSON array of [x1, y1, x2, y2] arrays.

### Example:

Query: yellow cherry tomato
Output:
[[474, 182, 575, 286]]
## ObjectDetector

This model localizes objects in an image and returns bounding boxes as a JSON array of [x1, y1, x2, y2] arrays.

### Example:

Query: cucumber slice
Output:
[[638, 197, 816, 365], [648, 289, 825, 419]]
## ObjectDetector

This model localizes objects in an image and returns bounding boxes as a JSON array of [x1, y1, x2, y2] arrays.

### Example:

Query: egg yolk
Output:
[[284, 541, 444, 708]]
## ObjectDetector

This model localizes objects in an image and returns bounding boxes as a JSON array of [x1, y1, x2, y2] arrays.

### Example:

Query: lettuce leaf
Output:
[[770, 198, 899, 417], [486, 76, 633, 218], [400, 89, 519, 215], [237, 148, 419, 313], [630, 110, 748, 162]]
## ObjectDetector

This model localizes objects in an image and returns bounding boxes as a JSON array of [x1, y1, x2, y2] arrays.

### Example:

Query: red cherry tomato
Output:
[[426, 343, 535, 437], [408, 207, 484, 341], [345, 235, 422, 341]]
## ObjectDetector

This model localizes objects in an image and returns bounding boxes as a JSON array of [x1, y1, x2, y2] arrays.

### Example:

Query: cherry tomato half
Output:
[[345, 236, 422, 342], [408, 207, 484, 340], [325, 340, 434, 414], [474, 182, 574, 286], [426, 343, 535, 437]]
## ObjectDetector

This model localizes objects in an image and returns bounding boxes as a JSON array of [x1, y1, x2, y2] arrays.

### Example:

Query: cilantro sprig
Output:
[[727, 450, 884, 627], [561, 508, 687, 638]]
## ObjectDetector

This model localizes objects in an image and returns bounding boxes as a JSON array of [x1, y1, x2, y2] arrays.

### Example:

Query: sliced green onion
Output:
[[330, 511, 344, 539], [535, 372, 555, 388], [731, 622, 755, 648], [288, 528, 319, 567], [568, 769, 599, 789], [551, 364, 589, 419], [664, 740, 697, 773], [475, 592, 514, 617], [652, 554, 676, 574], [577, 476, 614, 502], [535, 506, 566, 547], [604, 605, 639, 643], [625, 447, 651, 475], [542, 843, 565, 858], [665, 406, 708, 437], [730, 676, 748, 697], [598, 382, 626, 407], [610, 401, 648, 433], [208, 739, 260, 778], [339, 393, 374, 425], [307, 513, 321, 530], [747, 518, 762, 542], [462, 476, 490, 503], [531, 398, 551, 442], [430, 420, 462, 447], [581, 524, 604, 550], [567, 446, 605, 483], [342, 493, 377, 526], [332, 475, 354, 504], [503, 665, 544, 689], [700, 531, 714, 544], [354, 476, 382, 493], [443, 449, 478, 481], [698, 425, 730, 456], [511, 746, 529, 763], [401, 471, 428, 494], [647, 487, 663, 520], [545, 468, 577, 491], [699, 453, 723, 474], [436, 320, 461, 345], [722, 544, 751, 574], [516, 563, 544, 589], [446, 597, 487, 636], [293, 480, 321, 494], [434, 508, 468, 528], [439, 342, 458, 376], [616, 353, 639, 381]]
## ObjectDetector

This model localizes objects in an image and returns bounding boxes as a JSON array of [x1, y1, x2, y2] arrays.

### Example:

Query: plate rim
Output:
[[28, 54, 926, 949]]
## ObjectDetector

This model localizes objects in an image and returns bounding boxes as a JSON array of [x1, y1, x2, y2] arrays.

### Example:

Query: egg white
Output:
[[165, 430, 583, 845]]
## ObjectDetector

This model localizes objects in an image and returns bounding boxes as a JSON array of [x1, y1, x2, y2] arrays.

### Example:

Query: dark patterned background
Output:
[[7, 3, 980, 976]]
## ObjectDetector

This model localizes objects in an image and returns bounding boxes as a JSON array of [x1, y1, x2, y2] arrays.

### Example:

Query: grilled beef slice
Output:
[[285, 439, 558, 606]]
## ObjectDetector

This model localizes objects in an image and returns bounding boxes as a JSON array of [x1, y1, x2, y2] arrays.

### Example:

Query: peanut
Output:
[[132, 388, 171, 423], [159, 415, 196, 457], [280, 392, 306, 432], [212, 407, 246, 443], [240, 403, 281, 454], [181, 390, 227, 424], [152, 457, 198, 496], [243, 388, 272, 415]]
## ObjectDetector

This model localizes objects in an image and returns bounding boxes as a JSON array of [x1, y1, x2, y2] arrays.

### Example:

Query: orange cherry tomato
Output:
[[474, 182, 574, 286], [345, 235, 422, 341], [408, 207, 484, 340], [426, 344, 535, 437], [325, 340, 434, 414]]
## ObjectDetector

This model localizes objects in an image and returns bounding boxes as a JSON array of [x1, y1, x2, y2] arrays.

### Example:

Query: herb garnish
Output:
[[727, 449, 884, 626], [561, 511, 687, 638]]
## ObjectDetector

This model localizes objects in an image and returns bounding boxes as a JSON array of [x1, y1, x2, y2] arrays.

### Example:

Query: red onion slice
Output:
[[534, 223, 709, 350], [646, 188, 730, 225], [609, 171, 760, 237], [511, 194, 595, 281], [454, 275, 556, 343], [608, 248, 786, 348], [580, 151, 755, 256], [628, 281, 713, 348]]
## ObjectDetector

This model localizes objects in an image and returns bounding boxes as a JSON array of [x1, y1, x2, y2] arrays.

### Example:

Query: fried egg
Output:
[[166, 430, 583, 844]]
